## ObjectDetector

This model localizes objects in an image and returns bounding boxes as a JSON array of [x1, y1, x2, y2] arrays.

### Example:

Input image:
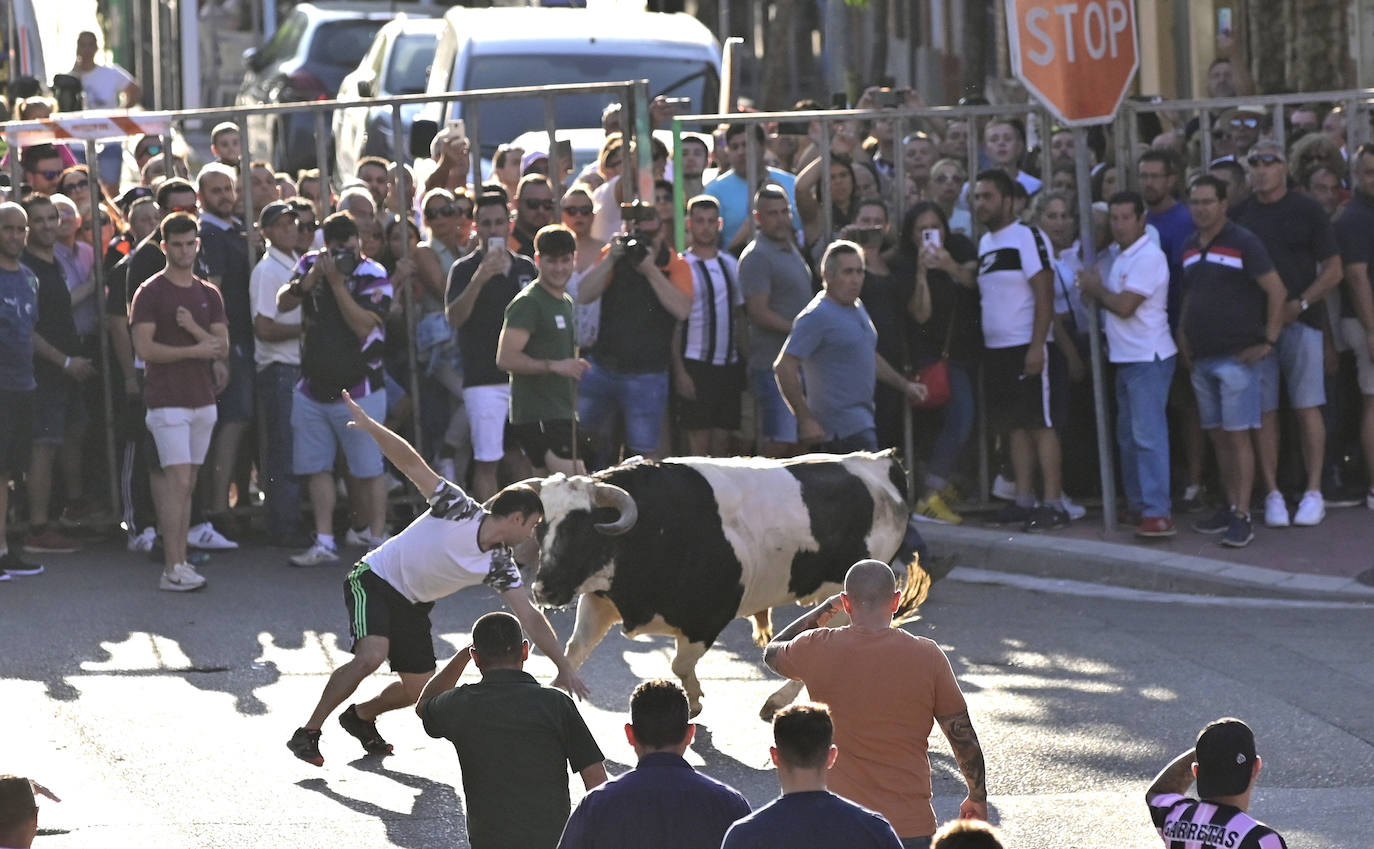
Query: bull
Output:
[[522, 450, 930, 717]]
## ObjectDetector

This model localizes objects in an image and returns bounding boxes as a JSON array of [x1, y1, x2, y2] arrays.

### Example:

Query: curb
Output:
[[918, 523, 1374, 602]]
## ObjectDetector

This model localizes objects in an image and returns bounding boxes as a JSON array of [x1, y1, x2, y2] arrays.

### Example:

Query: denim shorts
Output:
[[578, 362, 669, 456], [750, 366, 798, 443], [1191, 354, 1262, 431], [291, 388, 386, 477], [1259, 321, 1326, 412]]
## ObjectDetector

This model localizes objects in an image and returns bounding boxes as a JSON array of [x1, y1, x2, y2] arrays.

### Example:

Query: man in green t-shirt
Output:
[[497, 225, 591, 474]]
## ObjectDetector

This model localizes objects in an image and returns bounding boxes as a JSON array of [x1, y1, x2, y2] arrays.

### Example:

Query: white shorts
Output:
[[462, 383, 511, 463], [146, 405, 218, 467]]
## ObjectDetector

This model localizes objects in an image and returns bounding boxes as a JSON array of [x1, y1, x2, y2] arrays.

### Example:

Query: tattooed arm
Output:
[[1146, 748, 1196, 802], [763, 594, 844, 674], [936, 709, 988, 819]]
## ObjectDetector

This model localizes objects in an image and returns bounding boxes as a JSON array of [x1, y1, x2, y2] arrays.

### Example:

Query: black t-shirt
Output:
[[446, 249, 536, 388], [888, 232, 981, 364], [1335, 190, 1374, 319], [859, 268, 906, 370], [198, 219, 255, 350], [420, 669, 604, 849], [1181, 221, 1276, 359], [22, 249, 79, 384], [1232, 189, 1338, 328]]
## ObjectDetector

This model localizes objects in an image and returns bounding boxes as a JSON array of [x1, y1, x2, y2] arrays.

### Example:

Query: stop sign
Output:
[[1006, 0, 1139, 126]]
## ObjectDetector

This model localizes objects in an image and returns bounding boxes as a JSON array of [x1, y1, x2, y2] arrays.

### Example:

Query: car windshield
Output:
[[308, 20, 389, 68], [383, 33, 437, 95], [461, 53, 717, 150]]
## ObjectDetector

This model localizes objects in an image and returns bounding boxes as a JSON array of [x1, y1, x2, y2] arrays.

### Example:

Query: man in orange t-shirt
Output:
[[765, 559, 987, 848]]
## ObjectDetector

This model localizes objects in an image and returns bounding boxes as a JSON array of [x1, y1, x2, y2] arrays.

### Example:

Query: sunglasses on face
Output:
[[37, 169, 62, 181], [1247, 153, 1284, 167], [522, 199, 555, 211], [561, 204, 593, 216], [61, 179, 89, 195], [425, 203, 462, 220]]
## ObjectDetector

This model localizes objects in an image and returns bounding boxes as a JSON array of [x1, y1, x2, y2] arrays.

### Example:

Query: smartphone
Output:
[[487, 236, 505, 254], [446, 118, 467, 144], [1217, 7, 1233, 38], [922, 228, 942, 249]]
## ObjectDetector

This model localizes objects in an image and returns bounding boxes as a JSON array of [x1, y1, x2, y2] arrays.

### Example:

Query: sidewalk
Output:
[[922, 500, 1374, 601]]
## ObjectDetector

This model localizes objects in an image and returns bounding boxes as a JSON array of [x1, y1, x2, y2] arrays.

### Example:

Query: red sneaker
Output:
[[23, 527, 82, 553], [1135, 516, 1177, 538]]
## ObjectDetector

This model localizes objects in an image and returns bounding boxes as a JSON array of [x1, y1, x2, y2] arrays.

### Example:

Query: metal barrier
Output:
[[0, 79, 655, 524]]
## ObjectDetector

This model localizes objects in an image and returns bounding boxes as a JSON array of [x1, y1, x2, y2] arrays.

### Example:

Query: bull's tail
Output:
[[891, 515, 931, 623]]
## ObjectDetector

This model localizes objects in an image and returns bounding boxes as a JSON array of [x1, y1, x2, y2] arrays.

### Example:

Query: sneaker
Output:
[[991, 474, 1017, 501], [23, 527, 81, 554], [1193, 505, 1233, 534], [914, 493, 962, 525], [127, 526, 158, 552], [1135, 516, 1177, 538], [158, 562, 207, 592], [1220, 511, 1255, 547], [1263, 491, 1290, 528], [1023, 504, 1069, 532], [290, 540, 340, 567], [338, 704, 394, 755], [0, 569, 8, 582], [0, 550, 45, 576], [1057, 495, 1087, 521], [344, 527, 387, 549], [1322, 473, 1364, 508], [986, 503, 1031, 527], [287, 727, 324, 767], [1293, 490, 1325, 526], [1179, 484, 1207, 514], [188, 521, 239, 550]]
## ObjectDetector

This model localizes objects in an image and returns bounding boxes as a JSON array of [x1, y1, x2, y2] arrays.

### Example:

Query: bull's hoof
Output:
[[689, 702, 703, 719], [759, 703, 779, 723]]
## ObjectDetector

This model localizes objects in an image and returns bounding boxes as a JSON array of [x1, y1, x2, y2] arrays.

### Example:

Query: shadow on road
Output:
[[298, 762, 463, 848]]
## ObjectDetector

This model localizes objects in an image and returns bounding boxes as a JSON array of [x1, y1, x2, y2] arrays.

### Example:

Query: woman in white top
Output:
[[559, 184, 606, 352]]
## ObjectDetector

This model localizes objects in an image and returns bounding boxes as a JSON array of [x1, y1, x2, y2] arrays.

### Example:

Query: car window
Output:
[[308, 20, 389, 68], [259, 11, 307, 65], [462, 54, 717, 150], [383, 33, 437, 95]]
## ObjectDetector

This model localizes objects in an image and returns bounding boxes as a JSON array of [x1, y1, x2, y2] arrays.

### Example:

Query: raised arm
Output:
[[936, 709, 988, 820], [340, 389, 441, 494], [1146, 747, 1196, 801], [762, 593, 842, 674], [415, 646, 472, 717]]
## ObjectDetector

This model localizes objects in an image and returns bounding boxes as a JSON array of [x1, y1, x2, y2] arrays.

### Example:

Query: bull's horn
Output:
[[591, 482, 637, 535]]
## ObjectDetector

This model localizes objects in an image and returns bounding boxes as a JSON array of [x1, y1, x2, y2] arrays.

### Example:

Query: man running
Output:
[[287, 391, 589, 766]]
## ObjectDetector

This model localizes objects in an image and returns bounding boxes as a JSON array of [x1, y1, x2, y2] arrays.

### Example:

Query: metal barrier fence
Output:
[[0, 79, 655, 523]]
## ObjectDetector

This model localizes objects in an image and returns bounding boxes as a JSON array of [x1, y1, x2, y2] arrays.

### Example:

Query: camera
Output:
[[874, 89, 900, 108], [613, 201, 657, 265], [329, 247, 360, 276], [611, 233, 650, 265]]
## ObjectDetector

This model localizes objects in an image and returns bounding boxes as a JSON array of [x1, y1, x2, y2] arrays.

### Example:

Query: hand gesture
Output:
[[175, 305, 199, 333], [341, 389, 380, 433], [552, 666, 591, 700], [66, 356, 96, 381], [1023, 345, 1045, 377]]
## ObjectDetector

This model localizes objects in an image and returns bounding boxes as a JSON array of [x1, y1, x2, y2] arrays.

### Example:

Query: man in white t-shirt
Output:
[[71, 31, 141, 193], [287, 390, 590, 767], [1078, 191, 1178, 538], [973, 169, 1066, 533]]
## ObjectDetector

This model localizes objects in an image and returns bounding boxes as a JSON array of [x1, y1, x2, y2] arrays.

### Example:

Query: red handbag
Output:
[[909, 303, 956, 409]]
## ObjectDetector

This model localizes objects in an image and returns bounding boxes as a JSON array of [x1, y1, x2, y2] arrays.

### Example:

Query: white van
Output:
[[416, 6, 721, 154]]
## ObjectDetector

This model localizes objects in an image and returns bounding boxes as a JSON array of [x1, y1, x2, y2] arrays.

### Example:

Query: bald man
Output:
[[765, 561, 987, 849]]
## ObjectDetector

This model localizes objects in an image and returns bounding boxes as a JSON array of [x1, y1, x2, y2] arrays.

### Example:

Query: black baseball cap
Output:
[[258, 200, 297, 229], [1195, 717, 1257, 798]]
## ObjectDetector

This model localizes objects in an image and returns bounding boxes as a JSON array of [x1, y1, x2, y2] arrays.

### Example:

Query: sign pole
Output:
[[1072, 128, 1117, 532]]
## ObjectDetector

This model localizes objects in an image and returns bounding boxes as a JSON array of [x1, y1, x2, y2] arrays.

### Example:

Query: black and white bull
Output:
[[524, 450, 929, 717]]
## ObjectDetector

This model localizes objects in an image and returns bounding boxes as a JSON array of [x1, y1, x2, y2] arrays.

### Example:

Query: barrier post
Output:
[[671, 117, 686, 252], [543, 94, 561, 201], [633, 80, 653, 204], [87, 138, 121, 518]]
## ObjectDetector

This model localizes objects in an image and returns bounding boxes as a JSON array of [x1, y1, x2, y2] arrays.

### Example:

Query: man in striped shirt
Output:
[[672, 195, 744, 457], [1146, 717, 1287, 849]]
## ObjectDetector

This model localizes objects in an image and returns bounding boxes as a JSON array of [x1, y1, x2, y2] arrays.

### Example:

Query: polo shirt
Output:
[[783, 292, 878, 441], [446, 248, 537, 388], [1101, 234, 1176, 363], [1180, 221, 1275, 360], [249, 245, 301, 370], [555, 752, 751, 849], [976, 221, 1047, 349], [703, 167, 803, 247], [738, 234, 814, 369], [1334, 190, 1374, 319], [421, 668, 604, 849], [1232, 189, 1338, 329]]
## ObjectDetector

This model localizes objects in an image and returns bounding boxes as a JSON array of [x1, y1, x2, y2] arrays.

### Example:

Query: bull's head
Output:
[[528, 474, 638, 607]]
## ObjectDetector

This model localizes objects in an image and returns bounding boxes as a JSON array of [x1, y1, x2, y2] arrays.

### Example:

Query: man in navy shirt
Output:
[[1177, 176, 1287, 548], [556, 679, 750, 849], [722, 702, 902, 849], [0, 203, 44, 580]]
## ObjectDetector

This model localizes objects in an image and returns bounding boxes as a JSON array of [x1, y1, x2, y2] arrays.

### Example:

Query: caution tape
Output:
[[2, 111, 174, 146]]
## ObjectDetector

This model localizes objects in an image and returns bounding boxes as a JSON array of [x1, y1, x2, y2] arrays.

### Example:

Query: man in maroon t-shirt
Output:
[[129, 213, 228, 591]]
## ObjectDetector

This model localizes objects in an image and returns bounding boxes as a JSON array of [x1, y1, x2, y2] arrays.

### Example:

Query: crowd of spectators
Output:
[[2, 38, 1374, 587]]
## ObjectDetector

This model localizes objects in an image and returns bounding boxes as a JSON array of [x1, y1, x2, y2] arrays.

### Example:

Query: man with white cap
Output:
[[1146, 717, 1287, 849]]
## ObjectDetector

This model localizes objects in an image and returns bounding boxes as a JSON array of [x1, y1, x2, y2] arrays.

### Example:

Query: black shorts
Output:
[[674, 359, 744, 431], [343, 563, 437, 674], [984, 343, 1055, 432], [0, 388, 34, 478], [510, 419, 576, 465]]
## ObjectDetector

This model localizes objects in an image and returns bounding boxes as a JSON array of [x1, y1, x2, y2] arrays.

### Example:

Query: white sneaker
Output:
[[1058, 495, 1087, 521], [290, 541, 340, 567], [127, 526, 158, 552], [992, 474, 1017, 501], [344, 527, 388, 549], [1264, 491, 1291, 528], [188, 522, 239, 550], [159, 562, 207, 592], [1293, 490, 1325, 526]]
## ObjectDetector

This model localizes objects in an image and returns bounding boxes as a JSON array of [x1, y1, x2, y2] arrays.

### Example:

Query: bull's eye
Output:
[[535, 521, 548, 543]]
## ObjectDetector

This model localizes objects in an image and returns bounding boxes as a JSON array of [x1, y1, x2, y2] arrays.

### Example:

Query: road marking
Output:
[[947, 567, 1374, 609]]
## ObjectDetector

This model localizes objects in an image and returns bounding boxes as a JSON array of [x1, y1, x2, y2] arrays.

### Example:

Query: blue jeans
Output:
[[257, 362, 302, 538], [819, 428, 878, 453], [1116, 355, 1176, 518], [577, 361, 669, 464], [926, 361, 975, 481]]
